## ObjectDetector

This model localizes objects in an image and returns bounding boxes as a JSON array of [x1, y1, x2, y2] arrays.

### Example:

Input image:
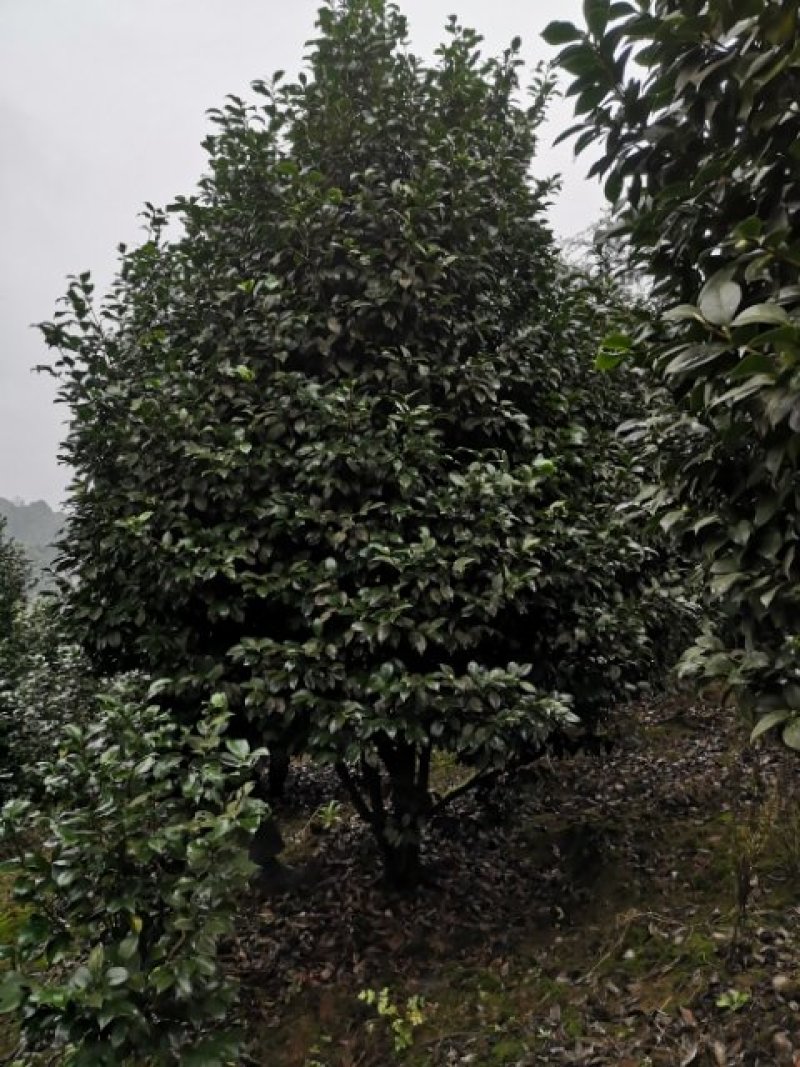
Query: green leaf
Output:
[[0, 973, 23, 1014], [600, 332, 632, 351], [662, 303, 705, 323], [782, 717, 800, 751], [225, 738, 250, 760], [731, 303, 790, 328], [698, 275, 742, 326], [575, 84, 610, 114], [118, 935, 139, 962], [596, 332, 632, 370], [604, 170, 623, 203], [734, 216, 763, 241], [560, 43, 606, 77], [659, 510, 685, 533], [711, 571, 743, 595], [88, 944, 105, 975], [716, 989, 750, 1012], [750, 709, 791, 741], [275, 160, 299, 178], [595, 350, 625, 371], [584, 0, 611, 37], [727, 352, 775, 379], [179, 1034, 242, 1067], [106, 966, 129, 987], [542, 21, 583, 46], [149, 966, 175, 993], [663, 344, 727, 375]]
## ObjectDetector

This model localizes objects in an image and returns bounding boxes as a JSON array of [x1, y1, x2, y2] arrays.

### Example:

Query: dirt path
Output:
[[231, 690, 800, 1066]]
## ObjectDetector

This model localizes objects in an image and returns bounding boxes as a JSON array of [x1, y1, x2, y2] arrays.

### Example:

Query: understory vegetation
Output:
[[1, 0, 798, 1063]]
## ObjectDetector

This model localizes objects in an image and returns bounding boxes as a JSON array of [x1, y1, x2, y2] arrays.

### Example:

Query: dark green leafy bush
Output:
[[0, 601, 95, 801], [41, 0, 688, 883], [0, 518, 29, 648], [0, 689, 264, 1065], [546, 0, 800, 746]]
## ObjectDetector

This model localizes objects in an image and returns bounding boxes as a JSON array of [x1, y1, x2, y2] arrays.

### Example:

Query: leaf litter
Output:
[[227, 689, 800, 1065]]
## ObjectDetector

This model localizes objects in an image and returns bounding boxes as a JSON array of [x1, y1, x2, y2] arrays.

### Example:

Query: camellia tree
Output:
[[545, 0, 800, 747], [43, 0, 685, 885]]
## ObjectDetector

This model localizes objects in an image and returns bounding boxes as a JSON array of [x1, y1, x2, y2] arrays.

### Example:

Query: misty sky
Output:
[[0, 0, 604, 507]]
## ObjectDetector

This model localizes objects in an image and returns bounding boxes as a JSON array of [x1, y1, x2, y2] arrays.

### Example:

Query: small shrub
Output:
[[308, 800, 344, 835], [0, 687, 264, 1066], [358, 986, 426, 1055], [716, 989, 750, 1013]]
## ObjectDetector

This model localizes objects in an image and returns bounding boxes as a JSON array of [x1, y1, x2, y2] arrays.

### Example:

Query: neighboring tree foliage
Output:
[[0, 517, 29, 646], [0, 691, 264, 1066], [42, 0, 683, 883], [0, 601, 95, 800], [546, 0, 800, 745], [0, 519, 30, 789]]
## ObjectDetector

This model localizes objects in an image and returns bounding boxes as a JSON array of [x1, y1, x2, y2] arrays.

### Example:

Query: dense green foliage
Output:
[[0, 518, 29, 647], [0, 690, 263, 1066], [40, 0, 686, 883], [546, 0, 800, 745], [0, 602, 94, 801], [0, 520, 33, 793]]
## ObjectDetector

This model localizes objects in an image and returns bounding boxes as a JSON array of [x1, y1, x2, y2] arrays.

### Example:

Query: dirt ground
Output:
[[229, 689, 800, 1066]]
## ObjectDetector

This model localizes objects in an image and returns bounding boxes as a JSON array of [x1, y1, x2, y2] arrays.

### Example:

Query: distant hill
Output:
[[0, 498, 64, 590]]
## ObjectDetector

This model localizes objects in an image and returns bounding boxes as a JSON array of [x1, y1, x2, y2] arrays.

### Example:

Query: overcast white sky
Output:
[[0, 0, 603, 507]]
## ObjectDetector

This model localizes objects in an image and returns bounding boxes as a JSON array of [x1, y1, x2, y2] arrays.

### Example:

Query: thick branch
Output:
[[429, 765, 501, 817], [361, 755, 386, 825], [335, 761, 374, 826], [416, 743, 431, 795]]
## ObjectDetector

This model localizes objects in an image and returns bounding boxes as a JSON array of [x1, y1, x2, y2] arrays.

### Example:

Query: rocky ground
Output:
[[229, 689, 800, 1066]]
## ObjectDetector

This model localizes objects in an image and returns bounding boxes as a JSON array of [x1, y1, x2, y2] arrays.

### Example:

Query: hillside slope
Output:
[[0, 497, 64, 589]]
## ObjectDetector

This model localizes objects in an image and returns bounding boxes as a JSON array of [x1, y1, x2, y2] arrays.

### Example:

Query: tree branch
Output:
[[416, 743, 431, 794], [361, 755, 385, 824], [429, 765, 500, 817], [335, 760, 374, 826]]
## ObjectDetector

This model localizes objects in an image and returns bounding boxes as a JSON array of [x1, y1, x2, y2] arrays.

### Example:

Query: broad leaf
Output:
[[542, 20, 583, 46], [698, 276, 742, 326], [750, 709, 791, 741]]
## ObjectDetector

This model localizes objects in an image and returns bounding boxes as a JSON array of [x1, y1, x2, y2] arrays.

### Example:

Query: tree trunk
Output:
[[380, 836, 422, 890], [379, 740, 430, 889], [336, 739, 432, 890], [267, 746, 291, 798]]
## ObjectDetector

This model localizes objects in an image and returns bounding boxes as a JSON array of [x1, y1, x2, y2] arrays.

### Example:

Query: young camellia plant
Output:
[[545, 0, 800, 747], [0, 688, 264, 1066], [41, 0, 683, 886]]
